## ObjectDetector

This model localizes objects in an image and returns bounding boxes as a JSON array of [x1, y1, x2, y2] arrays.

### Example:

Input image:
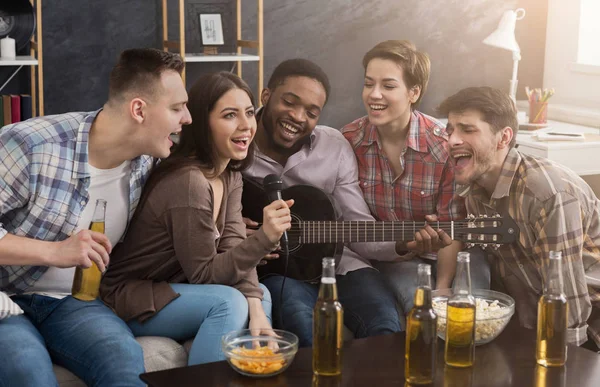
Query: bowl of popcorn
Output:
[[221, 329, 298, 377], [432, 289, 515, 346]]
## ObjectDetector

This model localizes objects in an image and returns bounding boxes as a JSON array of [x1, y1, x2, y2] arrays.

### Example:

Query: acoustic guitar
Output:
[[241, 177, 520, 282]]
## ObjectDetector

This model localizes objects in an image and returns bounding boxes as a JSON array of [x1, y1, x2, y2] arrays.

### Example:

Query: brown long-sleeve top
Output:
[[100, 165, 278, 323]]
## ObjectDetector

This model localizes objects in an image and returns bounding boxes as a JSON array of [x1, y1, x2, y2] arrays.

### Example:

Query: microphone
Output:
[[263, 174, 288, 251]]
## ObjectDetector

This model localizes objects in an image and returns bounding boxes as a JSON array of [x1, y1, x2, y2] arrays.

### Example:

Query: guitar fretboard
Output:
[[289, 221, 456, 244]]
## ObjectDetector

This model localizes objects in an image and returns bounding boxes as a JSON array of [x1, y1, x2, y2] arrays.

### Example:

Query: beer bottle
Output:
[[536, 251, 568, 367], [313, 258, 343, 376], [71, 199, 106, 301], [405, 263, 437, 384], [445, 251, 476, 368]]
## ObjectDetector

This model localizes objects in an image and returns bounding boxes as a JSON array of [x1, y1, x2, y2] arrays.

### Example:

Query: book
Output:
[[533, 132, 586, 142], [10, 95, 21, 123], [20, 94, 32, 121], [2, 95, 11, 126]]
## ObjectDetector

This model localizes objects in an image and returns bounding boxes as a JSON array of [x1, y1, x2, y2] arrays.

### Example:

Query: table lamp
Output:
[[483, 8, 526, 103]]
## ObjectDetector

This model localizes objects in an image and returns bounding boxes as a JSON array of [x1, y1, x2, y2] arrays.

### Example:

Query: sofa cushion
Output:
[[137, 336, 188, 372], [53, 365, 86, 387], [0, 292, 23, 320]]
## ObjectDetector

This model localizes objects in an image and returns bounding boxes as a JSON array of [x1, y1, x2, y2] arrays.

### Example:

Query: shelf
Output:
[[184, 53, 260, 63], [0, 56, 39, 66], [162, 0, 263, 96]]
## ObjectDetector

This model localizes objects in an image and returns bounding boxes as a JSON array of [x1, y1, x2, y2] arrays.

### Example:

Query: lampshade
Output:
[[483, 8, 525, 52]]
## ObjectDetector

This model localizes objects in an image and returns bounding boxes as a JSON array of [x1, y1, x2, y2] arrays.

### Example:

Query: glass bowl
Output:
[[221, 329, 298, 378], [432, 289, 515, 346]]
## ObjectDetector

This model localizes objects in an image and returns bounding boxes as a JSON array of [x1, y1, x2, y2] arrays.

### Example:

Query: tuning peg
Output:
[[482, 214, 488, 218], [466, 243, 474, 249], [481, 244, 488, 249], [468, 214, 476, 219], [494, 214, 501, 218], [493, 244, 500, 250]]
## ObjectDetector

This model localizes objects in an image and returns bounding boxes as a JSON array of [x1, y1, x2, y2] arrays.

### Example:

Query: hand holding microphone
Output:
[[262, 175, 293, 248]]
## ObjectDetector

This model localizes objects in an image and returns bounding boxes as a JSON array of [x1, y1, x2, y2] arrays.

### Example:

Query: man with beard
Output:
[[242, 59, 407, 347], [438, 86, 600, 352]]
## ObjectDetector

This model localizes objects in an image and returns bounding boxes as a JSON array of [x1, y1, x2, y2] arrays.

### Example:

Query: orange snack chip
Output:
[[230, 346, 286, 375]]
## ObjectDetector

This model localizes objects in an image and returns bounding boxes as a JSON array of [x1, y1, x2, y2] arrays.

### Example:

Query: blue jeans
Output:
[[127, 283, 272, 365], [262, 268, 402, 348], [375, 248, 491, 315], [0, 295, 145, 387]]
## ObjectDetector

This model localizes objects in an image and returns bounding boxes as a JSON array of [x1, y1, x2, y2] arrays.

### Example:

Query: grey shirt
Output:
[[243, 125, 399, 275]]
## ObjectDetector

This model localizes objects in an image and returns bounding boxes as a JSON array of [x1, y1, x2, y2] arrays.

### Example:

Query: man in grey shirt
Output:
[[243, 59, 411, 347]]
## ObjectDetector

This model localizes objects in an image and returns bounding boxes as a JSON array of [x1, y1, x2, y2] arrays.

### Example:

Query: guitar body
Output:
[[241, 178, 342, 282]]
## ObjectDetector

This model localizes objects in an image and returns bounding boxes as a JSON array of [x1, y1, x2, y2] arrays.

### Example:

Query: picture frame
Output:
[[199, 13, 224, 46]]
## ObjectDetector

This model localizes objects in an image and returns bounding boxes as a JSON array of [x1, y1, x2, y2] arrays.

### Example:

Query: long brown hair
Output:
[[136, 71, 256, 212]]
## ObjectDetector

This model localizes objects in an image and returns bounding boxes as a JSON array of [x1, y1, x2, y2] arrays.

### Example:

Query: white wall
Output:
[[544, 0, 600, 116]]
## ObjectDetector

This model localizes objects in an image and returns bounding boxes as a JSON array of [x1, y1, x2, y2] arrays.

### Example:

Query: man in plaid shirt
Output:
[[0, 49, 191, 385], [439, 86, 600, 351]]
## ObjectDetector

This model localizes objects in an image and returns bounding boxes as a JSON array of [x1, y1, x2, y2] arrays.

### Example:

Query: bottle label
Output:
[[321, 277, 336, 284]]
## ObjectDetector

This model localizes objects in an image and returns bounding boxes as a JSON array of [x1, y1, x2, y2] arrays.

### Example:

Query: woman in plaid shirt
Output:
[[341, 40, 490, 315]]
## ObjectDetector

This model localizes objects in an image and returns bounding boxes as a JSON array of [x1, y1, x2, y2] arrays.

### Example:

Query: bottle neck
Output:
[[318, 259, 338, 300], [452, 259, 472, 295], [414, 268, 433, 308], [318, 277, 338, 301], [545, 256, 564, 296], [322, 264, 335, 280], [92, 199, 107, 223]]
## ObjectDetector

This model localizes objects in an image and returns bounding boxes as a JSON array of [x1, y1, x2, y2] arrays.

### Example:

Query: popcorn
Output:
[[432, 297, 510, 343]]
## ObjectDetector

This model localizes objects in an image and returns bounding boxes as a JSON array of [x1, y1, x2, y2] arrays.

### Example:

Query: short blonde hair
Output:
[[362, 40, 431, 107]]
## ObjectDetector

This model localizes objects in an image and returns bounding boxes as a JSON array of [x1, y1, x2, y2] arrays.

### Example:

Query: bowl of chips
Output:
[[221, 329, 299, 377]]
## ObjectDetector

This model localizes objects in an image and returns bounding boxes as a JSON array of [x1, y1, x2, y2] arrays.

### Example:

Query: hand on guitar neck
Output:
[[395, 214, 454, 255]]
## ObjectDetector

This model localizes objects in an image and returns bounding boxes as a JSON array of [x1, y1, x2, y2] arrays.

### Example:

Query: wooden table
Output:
[[140, 321, 600, 386]]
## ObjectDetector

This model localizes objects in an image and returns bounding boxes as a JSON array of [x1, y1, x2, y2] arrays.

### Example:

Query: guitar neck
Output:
[[294, 220, 455, 244]]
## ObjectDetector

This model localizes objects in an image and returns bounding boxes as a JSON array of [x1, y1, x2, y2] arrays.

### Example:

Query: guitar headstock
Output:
[[456, 214, 519, 250]]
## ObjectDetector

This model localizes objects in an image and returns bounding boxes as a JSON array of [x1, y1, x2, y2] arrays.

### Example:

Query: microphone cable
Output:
[[278, 240, 289, 331]]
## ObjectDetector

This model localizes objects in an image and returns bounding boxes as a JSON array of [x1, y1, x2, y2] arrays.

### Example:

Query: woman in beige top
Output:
[[101, 72, 293, 365]]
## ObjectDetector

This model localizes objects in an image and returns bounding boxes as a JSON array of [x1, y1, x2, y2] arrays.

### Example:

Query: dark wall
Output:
[[242, 0, 548, 128], [1, 0, 547, 127]]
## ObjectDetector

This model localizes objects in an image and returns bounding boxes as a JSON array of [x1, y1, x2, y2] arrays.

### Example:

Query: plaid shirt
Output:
[[0, 111, 154, 295], [459, 148, 600, 346], [341, 111, 465, 223]]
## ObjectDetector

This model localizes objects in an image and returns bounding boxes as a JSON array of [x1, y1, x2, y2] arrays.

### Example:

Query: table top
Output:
[[516, 120, 600, 149], [140, 320, 600, 387]]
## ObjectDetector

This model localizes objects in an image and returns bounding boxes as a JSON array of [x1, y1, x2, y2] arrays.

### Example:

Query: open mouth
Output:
[[452, 152, 473, 169], [231, 136, 250, 148], [278, 120, 301, 140], [369, 104, 387, 111]]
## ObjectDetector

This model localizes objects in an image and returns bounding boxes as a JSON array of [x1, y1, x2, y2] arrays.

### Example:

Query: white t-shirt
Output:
[[27, 161, 132, 298]]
